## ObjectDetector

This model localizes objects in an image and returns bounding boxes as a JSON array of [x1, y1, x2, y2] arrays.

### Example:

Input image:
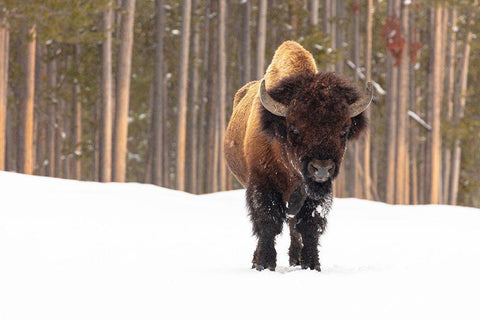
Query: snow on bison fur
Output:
[[224, 41, 373, 271]]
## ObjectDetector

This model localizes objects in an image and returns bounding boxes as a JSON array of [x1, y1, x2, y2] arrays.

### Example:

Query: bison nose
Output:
[[307, 160, 335, 182]]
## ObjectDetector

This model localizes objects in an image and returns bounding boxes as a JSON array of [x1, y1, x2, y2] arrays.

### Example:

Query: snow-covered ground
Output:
[[1, 171, 480, 320]]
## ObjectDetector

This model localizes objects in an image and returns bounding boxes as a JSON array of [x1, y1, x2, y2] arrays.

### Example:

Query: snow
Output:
[[345, 60, 386, 95], [1, 171, 480, 320]]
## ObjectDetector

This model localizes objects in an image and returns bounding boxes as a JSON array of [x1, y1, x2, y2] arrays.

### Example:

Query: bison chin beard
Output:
[[304, 178, 333, 201]]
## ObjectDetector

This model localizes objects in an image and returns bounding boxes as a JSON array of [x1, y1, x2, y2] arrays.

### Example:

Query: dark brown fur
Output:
[[224, 41, 368, 271]]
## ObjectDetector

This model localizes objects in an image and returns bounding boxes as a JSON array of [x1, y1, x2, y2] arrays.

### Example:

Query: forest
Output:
[[0, 0, 479, 207]]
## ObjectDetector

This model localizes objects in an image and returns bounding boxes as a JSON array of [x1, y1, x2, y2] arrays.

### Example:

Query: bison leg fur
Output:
[[295, 198, 327, 271], [246, 184, 285, 271], [288, 217, 303, 266]]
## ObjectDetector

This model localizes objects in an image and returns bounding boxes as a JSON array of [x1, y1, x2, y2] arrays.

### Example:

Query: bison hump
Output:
[[264, 41, 318, 90]]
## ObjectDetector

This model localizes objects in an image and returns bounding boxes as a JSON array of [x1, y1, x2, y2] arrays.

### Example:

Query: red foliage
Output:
[[410, 28, 422, 64], [349, 0, 361, 15], [382, 14, 405, 66]]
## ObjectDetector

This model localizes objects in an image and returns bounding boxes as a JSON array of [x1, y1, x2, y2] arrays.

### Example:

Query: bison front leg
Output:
[[288, 217, 302, 266], [246, 184, 285, 271], [295, 198, 327, 271]]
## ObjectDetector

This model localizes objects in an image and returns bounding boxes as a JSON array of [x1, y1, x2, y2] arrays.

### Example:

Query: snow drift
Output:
[[1, 171, 479, 320]]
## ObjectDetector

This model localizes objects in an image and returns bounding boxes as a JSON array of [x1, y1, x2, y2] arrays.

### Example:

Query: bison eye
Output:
[[289, 125, 300, 139], [340, 126, 350, 138]]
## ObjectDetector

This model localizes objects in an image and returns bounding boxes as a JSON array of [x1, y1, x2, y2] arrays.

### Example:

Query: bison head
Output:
[[260, 72, 373, 200]]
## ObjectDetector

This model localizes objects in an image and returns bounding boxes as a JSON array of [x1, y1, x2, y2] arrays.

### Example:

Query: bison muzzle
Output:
[[224, 41, 373, 271]]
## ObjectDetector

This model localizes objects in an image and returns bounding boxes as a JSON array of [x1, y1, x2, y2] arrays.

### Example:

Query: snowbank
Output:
[[1, 171, 479, 320]]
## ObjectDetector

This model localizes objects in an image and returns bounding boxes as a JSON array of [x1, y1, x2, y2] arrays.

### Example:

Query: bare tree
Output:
[[409, 9, 420, 205], [187, 0, 201, 193], [113, 0, 136, 182], [323, 0, 331, 34], [18, 25, 36, 174], [217, 0, 227, 190], [206, 0, 218, 192], [176, 0, 192, 191], [428, 5, 444, 204], [241, 0, 251, 85], [72, 44, 82, 180], [151, 0, 166, 186], [310, 0, 319, 28], [385, 0, 400, 203], [363, 0, 373, 200], [100, 3, 113, 182], [256, 0, 267, 79], [0, 18, 8, 171], [450, 0, 477, 205], [395, 2, 410, 204], [351, 0, 361, 198], [443, 8, 457, 203]]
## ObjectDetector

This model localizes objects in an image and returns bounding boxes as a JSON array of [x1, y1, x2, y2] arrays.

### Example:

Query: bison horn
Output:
[[349, 81, 374, 118], [259, 79, 288, 117]]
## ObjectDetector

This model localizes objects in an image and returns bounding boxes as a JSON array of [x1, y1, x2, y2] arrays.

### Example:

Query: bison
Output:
[[224, 41, 373, 271]]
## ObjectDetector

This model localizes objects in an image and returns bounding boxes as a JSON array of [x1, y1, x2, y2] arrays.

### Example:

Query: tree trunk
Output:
[[334, 1, 343, 73], [323, 0, 332, 71], [443, 8, 457, 203], [241, 0, 251, 85], [450, 0, 477, 205], [72, 44, 82, 180], [0, 19, 7, 171], [113, 0, 136, 182], [323, 0, 331, 35], [100, 3, 113, 182], [385, 0, 399, 204], [54, 90, 62, 178], [46, 55, 57, 177], [395, 2, 410, 204], [2, 23, 8, 171], [19, 25, 36, 175], [198, 1, 212, 193], [256, 0, 267, 79], [428, 6, 444, 204], [409, 9, 418, 205], [175, 0, 192, 191], [206, 0, 218, 192], [187, 0, 201, 193], [151, 0, 166, 186], [310, 0, 319, 28], [363, 0, 373, 200], [217, 0, 227, 191], [34, 45, 46, 176], [352, 1, 361, 198]]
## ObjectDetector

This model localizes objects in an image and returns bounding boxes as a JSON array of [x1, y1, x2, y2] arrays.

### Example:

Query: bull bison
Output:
[[224, 41, 373, 271]]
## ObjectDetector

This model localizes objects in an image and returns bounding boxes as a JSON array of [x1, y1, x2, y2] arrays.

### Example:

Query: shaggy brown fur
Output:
[[224, 41, 369, 271]]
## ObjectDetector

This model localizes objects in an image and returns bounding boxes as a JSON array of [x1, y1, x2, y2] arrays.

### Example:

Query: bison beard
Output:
[[223, 41, 372, 272], [304, 177, 333, 201]]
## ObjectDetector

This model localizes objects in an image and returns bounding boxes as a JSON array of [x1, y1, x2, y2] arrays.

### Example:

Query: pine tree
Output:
[[100, 3, 113, 182], [113, 0, 136, 182], [176, 0, 192, 191]]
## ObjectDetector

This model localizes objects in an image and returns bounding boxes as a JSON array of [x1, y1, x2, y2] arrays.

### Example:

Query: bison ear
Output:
[[258, 77, 300, 142], [348, 112, 367, 140], [260, 104, 287, 142]]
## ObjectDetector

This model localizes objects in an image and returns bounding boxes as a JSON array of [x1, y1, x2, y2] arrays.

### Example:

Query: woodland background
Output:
[[0, 0, 479, 207]]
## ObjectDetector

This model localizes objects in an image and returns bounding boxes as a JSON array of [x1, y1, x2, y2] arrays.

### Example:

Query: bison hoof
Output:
[[289, 258, 301, 267], [302, 263, 321, 272], [252, 263, 275, 271]]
